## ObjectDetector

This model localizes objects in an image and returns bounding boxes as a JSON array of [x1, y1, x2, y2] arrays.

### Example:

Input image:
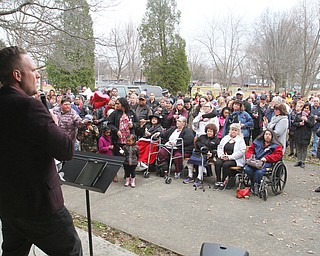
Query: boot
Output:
[[130, 177, 136, 188], [124, 177, 130, 187]]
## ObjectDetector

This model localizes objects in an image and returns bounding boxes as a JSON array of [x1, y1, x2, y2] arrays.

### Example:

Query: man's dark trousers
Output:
[[1, 207, 82, 256]]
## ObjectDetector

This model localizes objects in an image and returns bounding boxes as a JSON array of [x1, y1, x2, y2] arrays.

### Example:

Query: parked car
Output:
[[98, 84, 163, 100]]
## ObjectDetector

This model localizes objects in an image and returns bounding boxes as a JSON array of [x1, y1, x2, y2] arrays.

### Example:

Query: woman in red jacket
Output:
[[245, 129, 283, 195]]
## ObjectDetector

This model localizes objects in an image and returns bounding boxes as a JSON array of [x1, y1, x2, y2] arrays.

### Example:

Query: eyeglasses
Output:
[[115, 102, 120, 105], [204, 105, 211, 107]]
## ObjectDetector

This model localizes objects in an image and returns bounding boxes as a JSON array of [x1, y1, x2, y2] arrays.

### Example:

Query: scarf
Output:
[[268, 115, 287, 130]]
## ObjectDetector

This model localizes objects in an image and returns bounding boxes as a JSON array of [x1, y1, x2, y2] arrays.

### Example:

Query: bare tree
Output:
[[197, 14, 247, 91], [249, 10, 299, 92], [0, 0, 117, 63], [293, 0, 320, 96], [187, 44, 210, 82], [99, 21, 142, 83]]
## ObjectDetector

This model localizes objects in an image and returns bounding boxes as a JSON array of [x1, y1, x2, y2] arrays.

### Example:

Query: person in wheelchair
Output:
[[136, 113, 164, 169], [244, 129, 283, 195], [183, 123, 220, 187]]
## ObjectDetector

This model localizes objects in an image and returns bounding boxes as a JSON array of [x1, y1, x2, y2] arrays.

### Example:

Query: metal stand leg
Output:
[[86, 189, 93, 256]]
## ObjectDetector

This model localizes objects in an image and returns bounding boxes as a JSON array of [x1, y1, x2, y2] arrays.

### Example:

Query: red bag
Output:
[[236, 187, 250, 199]]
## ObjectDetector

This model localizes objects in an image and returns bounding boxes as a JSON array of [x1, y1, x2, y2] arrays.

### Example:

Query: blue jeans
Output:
[[311, 131, 319, 156], [1, 206, 82, 256], [245, 163, 272, 184]]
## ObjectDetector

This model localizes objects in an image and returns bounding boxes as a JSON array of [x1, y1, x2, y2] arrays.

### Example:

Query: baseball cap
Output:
[[260, 95, 267, 100], [84, 114, 93, 122], [162, 89, 169, 94], [139, 94, 146, 100]]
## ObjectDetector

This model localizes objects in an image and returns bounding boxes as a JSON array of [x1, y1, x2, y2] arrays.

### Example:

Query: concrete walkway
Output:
[[0, 224, 136, 256], [61, 160, 319, 256]]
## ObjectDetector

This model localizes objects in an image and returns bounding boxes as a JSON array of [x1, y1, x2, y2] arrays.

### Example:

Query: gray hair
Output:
[[177, 116, 187, 123], [228, 123, 242, 136]]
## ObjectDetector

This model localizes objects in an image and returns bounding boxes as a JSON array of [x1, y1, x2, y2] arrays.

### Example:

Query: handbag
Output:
[[245, 155, 265, 169], [236, 187, 250, 198]]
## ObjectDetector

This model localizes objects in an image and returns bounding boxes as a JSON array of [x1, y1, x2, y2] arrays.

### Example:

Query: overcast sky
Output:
[[93, 0, 300, 44]]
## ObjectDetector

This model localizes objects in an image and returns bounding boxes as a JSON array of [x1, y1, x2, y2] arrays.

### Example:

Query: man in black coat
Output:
[[0, 46, 82, 255]]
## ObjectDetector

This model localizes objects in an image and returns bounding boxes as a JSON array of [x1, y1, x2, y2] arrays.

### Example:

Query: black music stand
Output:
[[60, 151, 124, 256]]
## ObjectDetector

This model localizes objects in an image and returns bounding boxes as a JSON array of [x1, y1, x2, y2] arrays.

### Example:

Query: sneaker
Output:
[[294, 161, 301, 167], [183, 176, 194, 184], [300, 162, 305, 168], [174, 172, 181, 179], [213, 182, 221, 190], [193, 178, 201, 187], [219, 182, 225, 190]]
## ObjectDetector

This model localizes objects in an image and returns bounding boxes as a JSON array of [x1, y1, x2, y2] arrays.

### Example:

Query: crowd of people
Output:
[[39, 85, 320, 193], [1, 45, 319, 256]]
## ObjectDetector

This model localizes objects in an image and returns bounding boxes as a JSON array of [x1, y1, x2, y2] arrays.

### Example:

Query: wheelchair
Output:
[[234, 160, 287, 201], [142, 134, 162, 178], [257, 160, 287, 201]]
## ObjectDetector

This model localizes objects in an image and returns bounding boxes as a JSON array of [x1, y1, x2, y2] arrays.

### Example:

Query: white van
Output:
[[98, 84, 163, 100]]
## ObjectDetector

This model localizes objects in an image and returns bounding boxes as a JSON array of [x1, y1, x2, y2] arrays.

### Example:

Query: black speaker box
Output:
[[200, 243, 249, 256]]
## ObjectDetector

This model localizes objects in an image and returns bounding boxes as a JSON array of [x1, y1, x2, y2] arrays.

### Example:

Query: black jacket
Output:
[[0, 86, 74, 218], [107, 109, 138, 141], [160, 126, 195, 154], [195, 134, 219, 154], [292, 112, 315, 145]]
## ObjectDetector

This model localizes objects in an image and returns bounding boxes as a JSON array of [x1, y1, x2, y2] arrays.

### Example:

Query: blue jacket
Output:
[[252, 139, 279, 160], [223, 110, 253, 138], [311, 105, 320, 131]]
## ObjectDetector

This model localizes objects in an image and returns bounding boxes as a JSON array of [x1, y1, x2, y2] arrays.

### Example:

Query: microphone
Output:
[[40, 92, 48, 110]]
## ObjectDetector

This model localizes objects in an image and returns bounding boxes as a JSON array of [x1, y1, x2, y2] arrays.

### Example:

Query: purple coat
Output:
[[98, 135, 113, 156]]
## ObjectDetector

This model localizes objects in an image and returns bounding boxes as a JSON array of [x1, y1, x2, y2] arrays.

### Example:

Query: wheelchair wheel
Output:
[[165, 176, 172, 184], [243, 174, 251, 188], [271, 161, 287, 195], [262, 187, 268, 201]]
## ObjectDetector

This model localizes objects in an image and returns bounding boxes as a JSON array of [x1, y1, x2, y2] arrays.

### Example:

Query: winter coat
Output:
[[192, 112, 219, 137], [222, 110, 253, 138], [311, 105, 320, 131], [246, 139, 283, 163], [194, 134, 220, 154], [267, 115, 289, 153], [123, 144, 139, 166], [167, 108, 189, 127], [107, 109, 139, 144], [98, 135, 113, 156], [160, 126, 195, 154], [217, 135, 246, 167], [136, 123, 163, 139], [292, 112, 315, 145]]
